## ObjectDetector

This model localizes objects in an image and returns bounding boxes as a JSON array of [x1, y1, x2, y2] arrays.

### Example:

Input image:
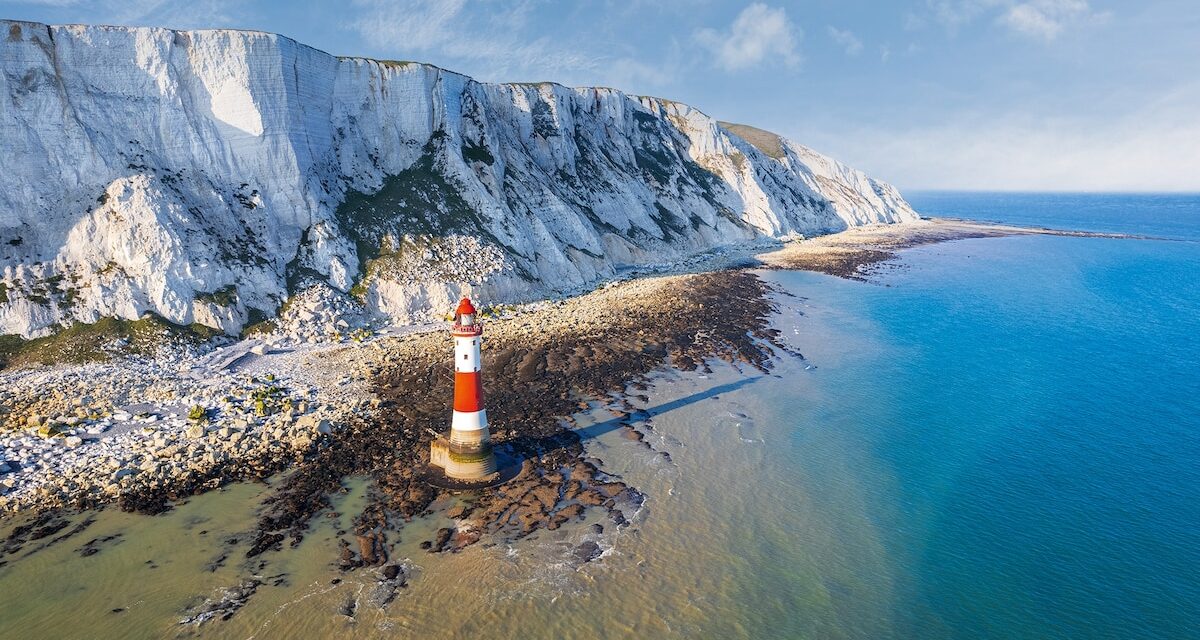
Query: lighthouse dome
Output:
[[456, 297, 478, 328]]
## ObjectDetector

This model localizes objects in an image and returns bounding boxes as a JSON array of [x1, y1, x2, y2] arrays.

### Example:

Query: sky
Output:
[[2, 0, 1198, 192]]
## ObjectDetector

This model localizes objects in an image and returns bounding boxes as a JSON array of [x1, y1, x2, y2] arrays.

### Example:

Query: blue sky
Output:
[[3, 1, 1197, 191]]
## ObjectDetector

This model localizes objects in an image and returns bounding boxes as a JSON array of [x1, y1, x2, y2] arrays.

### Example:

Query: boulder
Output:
[[113, 463, 138, 480], [429, 527, 454, 553], [297, 415, 333, 435], [573, 541, 602, 564]]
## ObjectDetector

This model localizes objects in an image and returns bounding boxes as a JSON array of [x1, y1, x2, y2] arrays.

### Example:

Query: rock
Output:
[[430, 527, 453, 553], [64, 436, 84, 448], [381, 564, 404, 581], [576, 489, 606, 506], [185, 425, 205, 439], [112, 468, 137, 481], [573, 541, 602, 564], [291, 433, 313, 450], [297, 417, 336, 437], [338, 594, 357, 618], [250, 344, 268, 356], [357, 532, 385, 566]]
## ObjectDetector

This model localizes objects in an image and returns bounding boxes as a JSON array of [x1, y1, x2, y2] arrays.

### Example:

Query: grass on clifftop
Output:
[[0, 315, 222, 371], [719, 122, 786, 160]]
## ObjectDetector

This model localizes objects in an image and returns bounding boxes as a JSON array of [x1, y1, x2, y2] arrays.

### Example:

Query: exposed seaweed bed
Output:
[[3, 218, 1133, 625], [248, 270, 787, 565], [1, 269, 791, 618]]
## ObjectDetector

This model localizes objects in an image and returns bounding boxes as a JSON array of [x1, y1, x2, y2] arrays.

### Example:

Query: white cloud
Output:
[[926, 0, 1006, 31], [346, 0, 601, 82], [998, 0, 1107, 41], [922, 0, 1107, 40], [1, 0, 239, 26], [349, 0, 467, 51], [827, 26, 863, 56], [115, 0, 239, 29], [797, 85, 1200, 191], [344, 0, 672, 88], [5, 0, 83, 6], [695, 3, 801, 71]]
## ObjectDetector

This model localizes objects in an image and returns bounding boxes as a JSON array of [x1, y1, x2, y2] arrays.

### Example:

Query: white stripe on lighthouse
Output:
[[451, 409, 488, 432]]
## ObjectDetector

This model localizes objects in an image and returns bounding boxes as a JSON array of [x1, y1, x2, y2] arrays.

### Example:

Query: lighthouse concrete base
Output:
[[429, 436, 499, 483], [426, 438, 521, 490]]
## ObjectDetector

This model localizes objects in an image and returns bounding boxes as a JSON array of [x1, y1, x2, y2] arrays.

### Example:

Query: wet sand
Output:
[[757, 217, 1139, 279]]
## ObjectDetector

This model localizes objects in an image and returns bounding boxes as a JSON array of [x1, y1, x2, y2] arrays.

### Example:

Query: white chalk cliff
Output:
[[0, 21, 918, 338]]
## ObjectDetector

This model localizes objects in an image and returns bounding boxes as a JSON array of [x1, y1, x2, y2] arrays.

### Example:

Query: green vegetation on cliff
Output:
[[0, 315, 222, 371]]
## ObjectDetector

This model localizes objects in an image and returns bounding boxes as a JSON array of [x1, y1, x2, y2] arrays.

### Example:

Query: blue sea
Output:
[[751, 192, 1200, 638]]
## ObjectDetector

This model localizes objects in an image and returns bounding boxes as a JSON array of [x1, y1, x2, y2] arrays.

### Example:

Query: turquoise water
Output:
[[766, 193, 1200, 638]]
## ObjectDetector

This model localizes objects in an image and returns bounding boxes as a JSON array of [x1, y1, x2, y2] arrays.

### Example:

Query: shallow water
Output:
[[2, 194, 1198, 638]]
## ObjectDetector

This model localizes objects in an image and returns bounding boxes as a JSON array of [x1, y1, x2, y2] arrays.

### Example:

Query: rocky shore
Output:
[[1, 268, 785, 570], [1, 218, 1082, 568], [243, 268, 786, 566], [0, 235, 777, 516]]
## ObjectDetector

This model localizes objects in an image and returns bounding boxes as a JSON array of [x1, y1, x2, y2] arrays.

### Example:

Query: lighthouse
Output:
[[429, 297, 497, 480]]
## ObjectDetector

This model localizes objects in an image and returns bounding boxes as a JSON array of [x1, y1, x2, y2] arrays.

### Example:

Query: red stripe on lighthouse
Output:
[[454, 371, 484, 412]]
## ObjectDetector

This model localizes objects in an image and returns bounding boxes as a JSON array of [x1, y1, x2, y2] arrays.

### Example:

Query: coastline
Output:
[[0, 218, 1120, 537], [0, 216, 1163, 632], [756, 216, 1141, 278]]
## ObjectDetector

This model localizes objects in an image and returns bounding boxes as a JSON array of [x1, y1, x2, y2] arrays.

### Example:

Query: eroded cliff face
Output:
[[0, 20, 918, 338]]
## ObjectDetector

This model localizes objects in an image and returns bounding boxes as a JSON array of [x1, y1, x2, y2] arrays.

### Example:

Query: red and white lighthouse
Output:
[[450, 297, 488, 445], [430, 297, 496, 479]]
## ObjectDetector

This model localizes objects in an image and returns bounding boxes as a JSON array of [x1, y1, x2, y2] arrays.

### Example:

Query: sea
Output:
[[0, 192, 1197, 639]]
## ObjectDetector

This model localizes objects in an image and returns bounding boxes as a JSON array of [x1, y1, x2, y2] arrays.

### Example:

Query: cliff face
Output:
[[0, 21, 918, 338]]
